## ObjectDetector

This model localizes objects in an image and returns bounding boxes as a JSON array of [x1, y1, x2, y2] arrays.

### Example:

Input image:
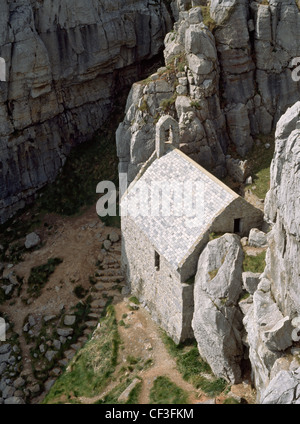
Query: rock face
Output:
[[117, 1, 300, 185], [117, 6, 228, 184], [192, 233, 244, 384], [0, 0, 172, 223], [243, 102, 300, 402], [261, 369, 300, 404], [264, 101, 300, 317]]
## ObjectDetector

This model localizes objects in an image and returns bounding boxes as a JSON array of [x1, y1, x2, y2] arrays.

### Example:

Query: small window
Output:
[[155, 251, 160, 271], [234, 218, 242, 233]]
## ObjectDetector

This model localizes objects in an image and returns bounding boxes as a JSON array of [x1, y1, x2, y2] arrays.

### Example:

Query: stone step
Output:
[[96, 268, 122, 276], [88, 312, 100, 320], [90, 307, 104, 315], [91, 299, 107, 308], [96, 275, 124, 283], [85, 320, 98, 328]]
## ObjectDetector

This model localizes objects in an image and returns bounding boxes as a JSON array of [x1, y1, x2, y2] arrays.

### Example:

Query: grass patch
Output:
[[73, 285, 88, 299], [160, 332, 228, 397], [247, 133, 275, 199], [209, 232, 224, 241], [36, 96, 126, 221], [243, 251, 266, 273], [208, 269, 219, 280], [43, 305, 120, 404], [160, 95, 177, 112], [149, 376, 188, 404], [27, 258, 63, 298], [129, 296, 140, 305], [223, 397, 240, 404], [200, 5, 216, 32]]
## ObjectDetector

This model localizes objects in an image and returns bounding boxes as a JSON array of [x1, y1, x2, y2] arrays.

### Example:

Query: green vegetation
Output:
[[73, 285, 88, 299], [27, 258, 63, 298], [149, 376, 189, 404], [95, 378, 142, 405], [223, 397, 240, 404], [239, 290, 250, 302], [190, 100, 202, 110], [209, 232, 224, 241], [43, 305, 120, 404], [129, 296, 140, 305], [243, 251, 266, 273], [37, 126, 119, 217], [200, 5, 216, 32], [247, 133, 275, 199], [160, 94, 177, 112], [208, 269, 219, 280], [161, 332, 228, 397], [138, 98, 149, 113]]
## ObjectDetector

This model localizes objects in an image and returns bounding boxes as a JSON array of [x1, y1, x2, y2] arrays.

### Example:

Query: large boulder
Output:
[[261, 369, 300, 404], [192, 233, 244, 384]]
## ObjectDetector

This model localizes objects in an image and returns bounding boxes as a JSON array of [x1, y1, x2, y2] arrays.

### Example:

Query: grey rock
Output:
[[226, 157, 250, 183], [57, 328, 73, 337], [63, 315, 76, 326], [109, 231, 119, 243], [29, 384, 40, 395], [118, 378, 141, 403], [0, 363, 7, 375], [103, 240, 112, 250], [248, 228, 268, 248], [43, 315, 56, 323], [44, 379, 55, 392], [24, 233, 40, 249], [45, 351, 57, 362], [261, 370, 300, 404], [53, 340, 61, 350], [0, 344, 11, 355], [28, 315, 36, 327], [4, 396, 25, 404], [0, 351, 11, 364], [192, 233, 244, 384], [242, 272, 261, 295], [39, 344, 45, 354], [2, 385, 15, 399], [13, 377, 25, 389]]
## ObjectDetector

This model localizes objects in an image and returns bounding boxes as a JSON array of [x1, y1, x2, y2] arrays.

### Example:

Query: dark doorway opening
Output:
[[234, 218, 242, 233]]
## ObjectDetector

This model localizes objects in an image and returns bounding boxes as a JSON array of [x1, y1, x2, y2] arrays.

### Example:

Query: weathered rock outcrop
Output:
[[243, 102, 300, 402], [261, 369, 300, 404], [0, 0, 172, 223], [117, 6, 228, 184], [117, 0, 300, 185], [192, 233, 244, 384]]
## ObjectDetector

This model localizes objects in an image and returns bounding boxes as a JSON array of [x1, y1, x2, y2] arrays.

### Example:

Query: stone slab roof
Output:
[[122, 147, 237, 270]]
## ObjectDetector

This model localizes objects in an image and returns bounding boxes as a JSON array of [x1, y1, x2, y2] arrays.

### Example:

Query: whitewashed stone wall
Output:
[[211, 197, 264, 236], [122, 215, 194, 344]]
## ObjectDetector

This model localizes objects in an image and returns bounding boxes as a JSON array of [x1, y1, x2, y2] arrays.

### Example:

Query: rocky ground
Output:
[[0, 203, 262, 405], [0, 206, 124, 404]]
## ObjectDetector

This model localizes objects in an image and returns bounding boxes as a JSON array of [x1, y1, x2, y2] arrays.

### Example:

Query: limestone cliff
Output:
[[0, 0, 172, 223], [243, 102, 300, 402], [117, 0, 300, 184]]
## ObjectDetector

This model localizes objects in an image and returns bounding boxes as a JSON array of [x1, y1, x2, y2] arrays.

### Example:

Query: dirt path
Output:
[[115, 302, 201, 404]]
